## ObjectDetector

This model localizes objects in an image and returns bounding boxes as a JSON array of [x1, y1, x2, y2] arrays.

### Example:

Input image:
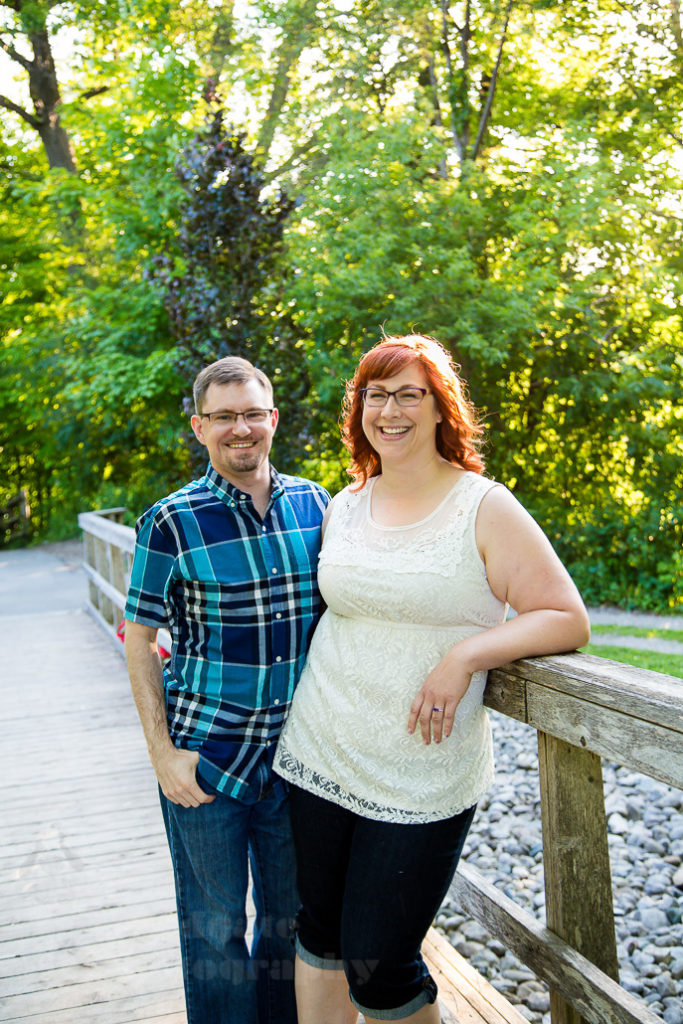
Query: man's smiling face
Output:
[[191, 379, 278, 483]]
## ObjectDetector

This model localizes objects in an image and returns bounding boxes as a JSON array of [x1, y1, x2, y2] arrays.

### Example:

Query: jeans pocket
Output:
[[195, 757, 220, 796]]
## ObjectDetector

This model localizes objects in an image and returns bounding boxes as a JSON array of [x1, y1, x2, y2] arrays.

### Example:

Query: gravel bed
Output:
[[435, 711, 683, 1024]]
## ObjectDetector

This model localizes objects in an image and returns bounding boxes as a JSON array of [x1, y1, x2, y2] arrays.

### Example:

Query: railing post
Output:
[[538, 732, 619, 1024], [111, 536, 131, 631], [93, 534, 115, 627], [83, 529, 99, 611]]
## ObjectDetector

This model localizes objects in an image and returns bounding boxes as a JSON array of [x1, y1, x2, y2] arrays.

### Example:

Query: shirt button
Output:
[[275, 612, 282, 619], [239, 495, 246, 501], [272, 567, 278, 574], [275, 656, 282, 662], [274, 698, 280, 705], [262, 526, 267, 532]]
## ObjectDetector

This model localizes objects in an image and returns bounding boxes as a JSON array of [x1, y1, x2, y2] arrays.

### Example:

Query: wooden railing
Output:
[[78, 508, 134, 651], [78, 507, 172, 656], [467, 655, 681, 1024], [79, 506, 683, 1024]]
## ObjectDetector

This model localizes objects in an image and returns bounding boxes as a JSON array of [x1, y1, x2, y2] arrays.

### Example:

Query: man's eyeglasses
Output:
[[360, 386, 429, 407], [199, 408, 274, 426]]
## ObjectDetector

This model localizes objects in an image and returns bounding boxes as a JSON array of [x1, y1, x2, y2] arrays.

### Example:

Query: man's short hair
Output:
[[193, 357, 273, 414]]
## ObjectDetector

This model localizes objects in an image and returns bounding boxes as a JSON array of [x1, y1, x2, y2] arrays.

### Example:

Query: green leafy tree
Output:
[[0, 0, 681, 610], [0, 0, 77, 172], [0, 0, 206, 533], [278, 1, 683, 607]]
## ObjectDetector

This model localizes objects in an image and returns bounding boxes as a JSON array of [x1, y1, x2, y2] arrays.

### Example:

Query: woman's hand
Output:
[[407, 649, 473, 745], [409, 485, 592, 748]]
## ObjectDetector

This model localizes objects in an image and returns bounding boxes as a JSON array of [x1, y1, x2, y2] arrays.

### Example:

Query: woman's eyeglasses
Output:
[[360, 387, 429, 407]]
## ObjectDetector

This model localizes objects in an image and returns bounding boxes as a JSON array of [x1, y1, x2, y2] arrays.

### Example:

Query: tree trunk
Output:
[[255, 0, 318, 161], [28, 27, 77, 173]]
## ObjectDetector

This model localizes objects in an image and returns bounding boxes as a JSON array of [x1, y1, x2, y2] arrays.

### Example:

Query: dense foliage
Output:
[[1, 0, 681, 610], [152, 108, 310, 474]]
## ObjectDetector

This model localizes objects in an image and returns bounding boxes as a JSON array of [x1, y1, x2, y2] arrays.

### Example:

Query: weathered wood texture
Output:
[[78, 509, 134, 649], [483, 656, 682, 1023], [423, 928, 530, 1024], [79, 510, 173, 659], [1, 607, 184, 1023], [1, 596, 521, 1024], [449, 865, 661, 1024], [486, 654, 683, 789], [538, 735, 617, 1024]]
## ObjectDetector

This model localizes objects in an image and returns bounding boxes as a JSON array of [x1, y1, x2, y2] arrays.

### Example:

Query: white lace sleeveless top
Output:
[[274, 472, 506, 823]]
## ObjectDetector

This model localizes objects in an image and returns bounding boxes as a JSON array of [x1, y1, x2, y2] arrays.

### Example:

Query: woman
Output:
[[274, 334, 590, 1024]]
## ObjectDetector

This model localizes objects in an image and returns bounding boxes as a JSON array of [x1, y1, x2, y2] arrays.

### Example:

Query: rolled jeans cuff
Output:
[[295, 934, 345, 971], [350, 977, 437, 1020]]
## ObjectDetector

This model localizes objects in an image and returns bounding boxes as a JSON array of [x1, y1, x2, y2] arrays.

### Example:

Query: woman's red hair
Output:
[[342, 334, 485, 487]]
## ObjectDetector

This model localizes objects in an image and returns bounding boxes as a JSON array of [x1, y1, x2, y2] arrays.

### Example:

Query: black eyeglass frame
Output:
[[198, 408, 274, 425]]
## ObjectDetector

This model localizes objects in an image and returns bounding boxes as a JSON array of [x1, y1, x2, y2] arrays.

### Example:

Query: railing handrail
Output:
[[77, 509, 682, 732], [486, 655, 682, 790], [496, 649, 682, 717], [79, 506, 683, 1024], [78, 509, 135, 553]]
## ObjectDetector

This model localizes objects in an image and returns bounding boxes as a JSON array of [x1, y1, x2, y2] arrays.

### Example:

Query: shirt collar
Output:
[[203, 463, 284, 509]]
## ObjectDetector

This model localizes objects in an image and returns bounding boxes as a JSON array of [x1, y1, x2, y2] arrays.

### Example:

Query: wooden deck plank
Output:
[[0, 851, 172, 896], [2, 896, 178, 946], [1, 946, 181, 998], [424, 929, 529, 1024], [1, 983, 185, 1024], [1, 871, 172, 913], [1, 608, 184, 1023], [2, 808, 168, 851], [0, 914, 178, 962], [0, 931, 180, 985], [5, 884, 176, 930], [1, 832, 171, 870]]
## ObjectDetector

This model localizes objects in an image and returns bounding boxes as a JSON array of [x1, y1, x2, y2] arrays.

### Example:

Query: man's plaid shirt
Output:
[[124, 464, 330, 802]]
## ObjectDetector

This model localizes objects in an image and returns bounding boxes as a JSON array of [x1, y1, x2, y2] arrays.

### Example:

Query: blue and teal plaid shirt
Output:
[[124, 464, 330, 802]]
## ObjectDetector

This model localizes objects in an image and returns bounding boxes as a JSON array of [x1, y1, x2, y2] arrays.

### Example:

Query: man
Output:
[[124, 356, 329, 1024]]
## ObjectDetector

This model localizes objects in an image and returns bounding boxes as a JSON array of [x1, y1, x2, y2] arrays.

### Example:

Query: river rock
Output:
[[438, 709, 682, 1024]]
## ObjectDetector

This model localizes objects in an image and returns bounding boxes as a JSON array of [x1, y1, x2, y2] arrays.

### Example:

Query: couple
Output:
[[124, 333, 590, 1024]]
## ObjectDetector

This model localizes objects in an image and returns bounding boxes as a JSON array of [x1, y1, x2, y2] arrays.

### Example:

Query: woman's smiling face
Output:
[[361, 362, 442, 467]]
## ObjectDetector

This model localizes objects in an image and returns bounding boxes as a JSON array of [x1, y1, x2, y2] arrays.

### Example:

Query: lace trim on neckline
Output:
[[321, 474, 492, 579], [365, 472, 477, 532]]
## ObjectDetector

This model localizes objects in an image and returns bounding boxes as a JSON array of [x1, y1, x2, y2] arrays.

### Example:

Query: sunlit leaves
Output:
[[0, 0, 681, 607]]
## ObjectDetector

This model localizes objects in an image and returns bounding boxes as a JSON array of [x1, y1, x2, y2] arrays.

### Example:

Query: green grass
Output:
[[591, 624, 683, 642], [582, 643, 683, 678]]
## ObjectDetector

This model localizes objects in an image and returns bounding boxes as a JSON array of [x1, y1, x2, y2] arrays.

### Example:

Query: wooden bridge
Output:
[[1, 537, 184, 1023], [2, 507, 681, 1024]]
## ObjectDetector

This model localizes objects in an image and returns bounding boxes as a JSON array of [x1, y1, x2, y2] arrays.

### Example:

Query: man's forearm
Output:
[[124, 620, 211, 807], [124, 621, 174, 762]]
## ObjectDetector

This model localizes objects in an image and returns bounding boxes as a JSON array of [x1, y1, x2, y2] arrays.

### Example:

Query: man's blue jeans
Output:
[[159, 777, 298, 1024]]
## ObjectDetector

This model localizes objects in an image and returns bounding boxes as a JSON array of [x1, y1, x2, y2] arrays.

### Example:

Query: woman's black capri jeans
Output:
[[288, 784, 476, 1021]]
